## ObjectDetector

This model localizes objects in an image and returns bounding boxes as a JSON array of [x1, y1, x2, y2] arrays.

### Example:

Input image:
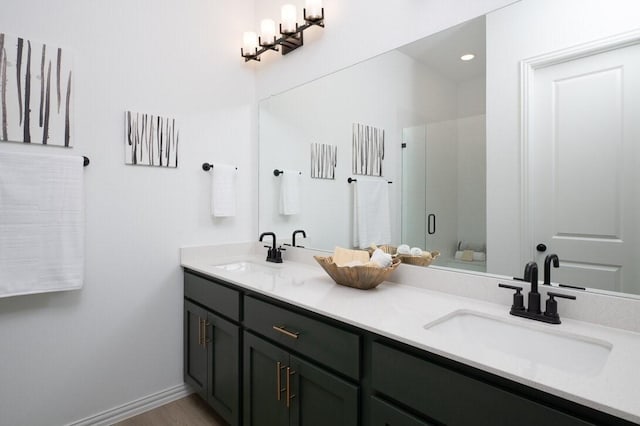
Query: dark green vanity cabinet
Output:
[[371, 342, 604, 426], [243, 331, 359, 426], [184, 272, 241, 426], [243, 296, 360, 426], [183, 269, 635, 426]]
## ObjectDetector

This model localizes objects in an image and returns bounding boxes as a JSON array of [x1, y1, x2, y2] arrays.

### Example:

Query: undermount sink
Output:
[[424, 310, 612, 376], [213, 261, 279, 274]]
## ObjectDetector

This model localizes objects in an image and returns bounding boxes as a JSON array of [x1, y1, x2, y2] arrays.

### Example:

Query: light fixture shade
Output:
[[260, 19, 277, 44], [305, 0, 323, 19], [242, 31, 258, 55], [281, 4, 297, 33]]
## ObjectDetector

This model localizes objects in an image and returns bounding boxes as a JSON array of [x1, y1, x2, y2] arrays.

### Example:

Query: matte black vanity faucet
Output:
[[259, 232, 284, 263], [292, 229, 307, 248], [544, 254, 560, 285], [499, 260, 575, 324]]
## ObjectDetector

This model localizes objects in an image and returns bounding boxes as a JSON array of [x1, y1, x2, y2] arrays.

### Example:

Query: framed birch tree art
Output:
[[125, 111, 179, 168], [352, 122, 384, 176], [0, 33, 74, 147]]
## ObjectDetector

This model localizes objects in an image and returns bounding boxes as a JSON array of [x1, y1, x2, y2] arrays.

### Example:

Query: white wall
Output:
[[0, 1, 255, 425], [486, 0, 640, 277]]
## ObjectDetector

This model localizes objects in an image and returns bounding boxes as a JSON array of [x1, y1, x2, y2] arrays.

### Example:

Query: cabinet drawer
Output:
[[244, 296, 360, 380], [371, 396, 433, 426], [184, 272, 240, 321], [371, 342, 594, 426]]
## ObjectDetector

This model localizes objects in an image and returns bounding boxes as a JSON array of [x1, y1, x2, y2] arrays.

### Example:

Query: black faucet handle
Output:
[[547, 291, 576, 300], [498, 283, 525, 311], [544, 292, 576, 322]]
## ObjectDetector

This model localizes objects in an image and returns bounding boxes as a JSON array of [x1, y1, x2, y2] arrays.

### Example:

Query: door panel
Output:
[[184, 300, 207, 397], [289, 355, 358, 426], [531, 42, 640, 292], [243, 331, 289, 426], [207, 312, 240, 425]]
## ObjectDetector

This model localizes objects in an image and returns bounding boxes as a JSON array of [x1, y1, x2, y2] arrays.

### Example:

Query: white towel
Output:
[[211, 164, 237, 217], [0, 151, 84, 298], [352, 176, 391, 249], [279, 170, 301, 215]]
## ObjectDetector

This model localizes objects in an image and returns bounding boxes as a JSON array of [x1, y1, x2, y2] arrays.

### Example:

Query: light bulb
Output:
[[305, 0, 322, 19], [260, 19, 276, 45], [281, 4, 297, 33], [242, 31, 258, 55]]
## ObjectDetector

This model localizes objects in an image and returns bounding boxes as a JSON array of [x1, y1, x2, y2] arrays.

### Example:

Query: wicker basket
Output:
[[366, 245, 397, 256], [398, 250, 440, 267], [314, 256, 401, 290]]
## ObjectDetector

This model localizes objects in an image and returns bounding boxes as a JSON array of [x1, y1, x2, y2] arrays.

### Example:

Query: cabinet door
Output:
[[206, 311, 240, 426], [244, 331, 289, 426], [289, 355, 358, 426], [371, 396, 433, 426], [184, 300, 208, 398]]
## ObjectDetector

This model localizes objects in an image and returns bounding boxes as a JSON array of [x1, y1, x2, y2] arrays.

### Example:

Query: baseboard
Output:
[[67, 383, 193, 426]]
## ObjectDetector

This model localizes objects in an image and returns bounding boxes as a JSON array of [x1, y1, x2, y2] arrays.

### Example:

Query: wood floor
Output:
[[112, 394, 228, 426]]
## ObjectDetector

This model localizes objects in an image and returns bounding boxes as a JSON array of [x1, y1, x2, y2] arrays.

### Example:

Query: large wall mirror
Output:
[[259, 0, 640, 298]]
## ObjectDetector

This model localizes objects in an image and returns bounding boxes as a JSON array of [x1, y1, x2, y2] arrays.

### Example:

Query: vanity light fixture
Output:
[[241, 0, 325, 62], [460, 53, 475, 61]]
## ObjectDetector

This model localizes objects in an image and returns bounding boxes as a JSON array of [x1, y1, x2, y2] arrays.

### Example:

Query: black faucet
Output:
[[292, 229, 306, 248], [259, 232, 283, 263], [499, 261, 576, 324], [544, 254, 559, 285]]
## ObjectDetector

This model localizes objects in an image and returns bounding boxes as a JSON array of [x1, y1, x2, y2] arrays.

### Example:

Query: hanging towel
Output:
[[279, 170, 301, 215], [0, 151, 84, 298], [352, 176, 391, 249], [211, 164, 237, 217]]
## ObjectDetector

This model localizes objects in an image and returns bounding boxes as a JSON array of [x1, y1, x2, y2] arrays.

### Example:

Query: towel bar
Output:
[[347, 177, 392, 184], [273, 169, 302, 176], [203, 163, 238, 171]]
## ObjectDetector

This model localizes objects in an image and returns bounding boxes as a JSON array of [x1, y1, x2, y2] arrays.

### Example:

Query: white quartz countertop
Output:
[[181, 248, 640, 424]]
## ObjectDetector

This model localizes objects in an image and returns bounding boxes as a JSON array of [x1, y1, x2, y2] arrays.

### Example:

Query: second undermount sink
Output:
[[424, 310, 612, 376]]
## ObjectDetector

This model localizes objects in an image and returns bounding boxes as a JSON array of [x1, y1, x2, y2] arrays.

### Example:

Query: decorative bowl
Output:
[[398, 250, 440, 267], [313, 256, 401, 290]]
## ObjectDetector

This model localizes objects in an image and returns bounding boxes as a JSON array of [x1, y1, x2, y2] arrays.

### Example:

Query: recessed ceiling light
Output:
[[460, 54, 475, 61]]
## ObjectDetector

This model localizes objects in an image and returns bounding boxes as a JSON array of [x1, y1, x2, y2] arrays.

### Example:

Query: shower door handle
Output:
[[427, 214, 436, 235]]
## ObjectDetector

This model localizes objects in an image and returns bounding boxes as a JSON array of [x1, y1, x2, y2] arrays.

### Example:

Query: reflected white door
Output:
[[531, 43, 640, 293]]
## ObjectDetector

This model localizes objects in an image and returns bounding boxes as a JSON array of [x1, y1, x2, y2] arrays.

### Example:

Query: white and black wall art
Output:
[[0, 33, 74, 147], [352, 122, 384, 176], [310, 142, 337, 179], [125, 111, 179, 168]]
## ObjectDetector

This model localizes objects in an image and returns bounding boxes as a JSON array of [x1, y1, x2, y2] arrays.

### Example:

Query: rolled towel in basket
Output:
[[369, 249, 392, 268], [397, 244, 411, 255]]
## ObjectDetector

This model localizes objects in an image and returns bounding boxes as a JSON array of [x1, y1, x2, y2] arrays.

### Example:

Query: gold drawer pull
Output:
[[286, 367, 296, 408], [276, 361, 286, 401], [204, 321, 210, 344], [272, 325, 299, 340]]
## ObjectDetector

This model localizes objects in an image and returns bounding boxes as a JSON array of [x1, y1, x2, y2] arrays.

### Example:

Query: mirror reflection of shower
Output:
[[401, 119, 486, 272], [400, 17, 486, 272]]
